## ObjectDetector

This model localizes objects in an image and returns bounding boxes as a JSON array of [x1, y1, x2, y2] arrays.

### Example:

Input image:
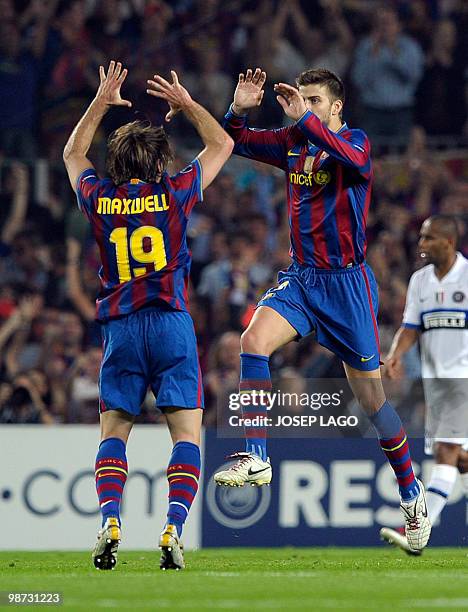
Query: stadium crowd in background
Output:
[[0, 0, 467, 424]]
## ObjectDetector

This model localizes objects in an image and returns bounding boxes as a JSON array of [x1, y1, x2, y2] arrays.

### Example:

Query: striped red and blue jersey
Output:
[[76, 160, 203, 321], [223, 107, 372, 269]]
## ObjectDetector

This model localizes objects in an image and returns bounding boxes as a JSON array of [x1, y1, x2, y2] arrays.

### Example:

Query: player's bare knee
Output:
[[434, 442, 461, 466], [240, 328, 270, 356], [351, 385, 386, 416], [457, 450, 468, 474], [172, 434, 200, 446], [100, 409, 134, 442], [359, 400, 385, 417]]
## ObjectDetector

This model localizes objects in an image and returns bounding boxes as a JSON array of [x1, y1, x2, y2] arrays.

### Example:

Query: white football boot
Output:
[[159, 524, 185, 570], [92, 517, 121, 570], [380, 527, 422, 556], [214, 452, 272, 487], [400, 479, 431, 552]]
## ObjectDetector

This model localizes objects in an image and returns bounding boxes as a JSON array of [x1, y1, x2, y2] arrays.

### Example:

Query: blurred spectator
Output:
[[0, 230, 50, 293], [185, 47, 234, 118], [416, 18, 466, 135], [42, 0, 101, 161], [2, 294, 44, 377], [126, 1, 180, 121], [198, 232, 272, 330], [0, 370, 54, 424], [351, 5, 424, 144], [204, 330, 241, 421], [403, 0, 434, 51], [249, 1, 307, 84], [66, 237, 96, 322], [0, 5, 50, 160], [86, 0, 141, 59], [0, 162, 29, 246], [289, 0, 355, 78], [69, 347, 102, 423]]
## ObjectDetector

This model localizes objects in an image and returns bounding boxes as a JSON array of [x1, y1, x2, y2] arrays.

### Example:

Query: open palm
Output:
[[96, 61, 132, 107], [233, 68, 267, 113], [273, 82, 306, 121], [146, 70, 193, 122]]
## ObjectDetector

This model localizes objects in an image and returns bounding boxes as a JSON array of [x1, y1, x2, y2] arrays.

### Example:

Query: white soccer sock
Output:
[[460, 472, 468, 495], [426, 464, 459, 524]]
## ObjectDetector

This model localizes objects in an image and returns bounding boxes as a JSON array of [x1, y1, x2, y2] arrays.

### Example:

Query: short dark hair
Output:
[[427, 214, 459, 246], [106, 120, 174, 186], [296, 68, 345, 112]]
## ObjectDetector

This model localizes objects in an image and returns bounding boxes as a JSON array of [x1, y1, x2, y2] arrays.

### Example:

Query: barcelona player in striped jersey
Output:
[[213, 68, 430, 552], [63, 61, 233, 570]]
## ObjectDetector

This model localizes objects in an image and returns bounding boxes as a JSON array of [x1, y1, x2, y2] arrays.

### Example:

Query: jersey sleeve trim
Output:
[[402, 322, 420, 329], [226, 103, 248, 118], [76, 167, 98, 192], [194, 157, 204, 203], [76, 167, 99, 212]]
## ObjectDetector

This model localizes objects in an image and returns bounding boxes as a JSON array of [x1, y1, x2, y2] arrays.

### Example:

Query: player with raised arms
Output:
[[63, 61, 233, 570], [213, 67, 430, 553]]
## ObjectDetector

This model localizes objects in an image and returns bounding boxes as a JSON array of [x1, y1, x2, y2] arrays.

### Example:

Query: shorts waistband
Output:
[[135, 301, 176, 315], [103, 301, 174, 323], [290, 261, 366, 276]]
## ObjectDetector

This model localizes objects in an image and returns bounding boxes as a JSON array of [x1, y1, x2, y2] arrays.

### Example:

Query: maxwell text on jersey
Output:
[[97, 194, 169, 215]]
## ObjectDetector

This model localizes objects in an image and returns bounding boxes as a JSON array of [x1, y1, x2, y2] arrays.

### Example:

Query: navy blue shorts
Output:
[[99, 306, 204, 416], [257, 262, 381, 371]]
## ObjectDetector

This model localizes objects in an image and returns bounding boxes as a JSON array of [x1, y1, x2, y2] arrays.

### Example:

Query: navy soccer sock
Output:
[[369, 401, 419, 501], [240, 352, 271, 462], [95, 437, 128, 527], [166, 441, 201, 537]]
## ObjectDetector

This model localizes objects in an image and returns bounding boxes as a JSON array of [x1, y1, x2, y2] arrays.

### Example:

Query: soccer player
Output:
[[213, 68, 430, 552], [63, 61, 233, 570], [381, 215, 468, 554]]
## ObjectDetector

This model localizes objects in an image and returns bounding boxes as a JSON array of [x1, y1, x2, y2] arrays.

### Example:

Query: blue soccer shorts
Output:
[[257, 261, 381, 371], [99, 306, 204, 415]]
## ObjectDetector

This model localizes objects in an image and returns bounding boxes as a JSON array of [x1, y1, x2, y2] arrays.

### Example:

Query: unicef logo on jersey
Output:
[[206, 463, 271, 528]]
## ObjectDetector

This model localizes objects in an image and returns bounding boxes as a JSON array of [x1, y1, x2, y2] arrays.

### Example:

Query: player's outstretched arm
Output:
[[63, 60, 132, 192], [147, 71, 233, 189], [222, 68, 290, 169]]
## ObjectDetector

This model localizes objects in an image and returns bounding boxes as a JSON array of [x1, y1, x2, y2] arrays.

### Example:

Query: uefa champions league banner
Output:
[[202, 430, 467, 547], [0, 426, 203, 550], [1, 426, 466, 550]]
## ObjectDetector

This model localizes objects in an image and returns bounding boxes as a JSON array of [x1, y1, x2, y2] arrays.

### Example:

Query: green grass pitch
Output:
[[0, 549, 467, 611]]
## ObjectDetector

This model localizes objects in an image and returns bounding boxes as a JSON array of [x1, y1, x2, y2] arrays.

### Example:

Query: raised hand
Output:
[[18, 294, 43, 322], [273, 82, 306, 121], [233, 68, 267, 114], [146, 70, 194, 122], [96, 61, 132, 108]]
